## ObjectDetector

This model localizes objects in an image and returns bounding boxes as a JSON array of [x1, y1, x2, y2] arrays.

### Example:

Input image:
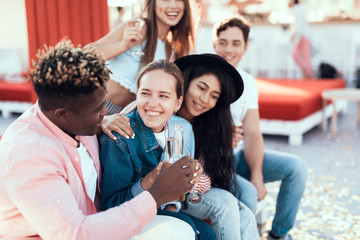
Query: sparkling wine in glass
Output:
[[130, 0, 145, 56], [165, 123, 184, 164], [165, 136, 175, 161]]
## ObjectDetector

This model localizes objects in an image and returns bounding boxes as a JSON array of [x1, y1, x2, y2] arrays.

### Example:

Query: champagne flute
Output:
[[164, 123, 203, 204], [232, 100, 247, 147], [164, 123, 186, 201], [130, 0, 145, 56], [165, 123, 184, 163], [186, 150, 203, 205]]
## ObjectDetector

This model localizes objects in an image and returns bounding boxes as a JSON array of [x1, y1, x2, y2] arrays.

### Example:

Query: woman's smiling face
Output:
[[155, 0, 185, 29], [182, 73, 221, 120], [137, 69, 183, 133]]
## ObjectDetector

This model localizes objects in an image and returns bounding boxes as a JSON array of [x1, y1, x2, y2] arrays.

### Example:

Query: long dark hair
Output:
[[181, 65, 237, 191], [142, 0, 197, 66]]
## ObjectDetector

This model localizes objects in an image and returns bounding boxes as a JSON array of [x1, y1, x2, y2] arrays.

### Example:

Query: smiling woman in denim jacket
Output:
[[98, 59, 216, 240], [100, 54, 261, 240]]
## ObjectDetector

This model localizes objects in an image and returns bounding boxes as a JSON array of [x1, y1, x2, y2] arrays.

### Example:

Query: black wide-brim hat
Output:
[[174, 53, 244, 103]]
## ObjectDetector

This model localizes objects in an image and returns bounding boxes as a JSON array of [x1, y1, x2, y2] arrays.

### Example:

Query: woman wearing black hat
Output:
[[100, 54, 259, 240], [174, 54, 259, 240]]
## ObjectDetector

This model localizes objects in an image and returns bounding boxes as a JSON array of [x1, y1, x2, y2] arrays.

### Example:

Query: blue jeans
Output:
[[181, 187, 259, 240], [233, 149, 308, 237], [158, 209, 216, 240]]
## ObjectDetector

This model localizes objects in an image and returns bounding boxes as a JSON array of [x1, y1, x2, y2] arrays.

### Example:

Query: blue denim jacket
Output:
[[99, 109, 194, 210]]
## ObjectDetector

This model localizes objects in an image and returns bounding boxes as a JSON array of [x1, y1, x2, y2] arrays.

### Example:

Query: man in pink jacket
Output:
[[0, 39, 195, 240]]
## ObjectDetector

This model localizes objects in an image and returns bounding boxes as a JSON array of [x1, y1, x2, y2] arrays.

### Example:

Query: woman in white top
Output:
[[289, 0, 313, 78], [91, 0, 198, 112]]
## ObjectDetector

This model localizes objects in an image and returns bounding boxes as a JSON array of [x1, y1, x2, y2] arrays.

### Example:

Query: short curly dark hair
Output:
[[29, 39, 110, 110]]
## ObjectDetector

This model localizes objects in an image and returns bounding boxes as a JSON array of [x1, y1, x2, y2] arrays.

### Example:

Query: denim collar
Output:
[[133, 110, 161, 152]]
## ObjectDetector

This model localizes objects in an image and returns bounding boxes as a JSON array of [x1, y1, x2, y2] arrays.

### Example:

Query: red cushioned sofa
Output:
[[0, 75, 36, 118], [256, 78, 347, 145]]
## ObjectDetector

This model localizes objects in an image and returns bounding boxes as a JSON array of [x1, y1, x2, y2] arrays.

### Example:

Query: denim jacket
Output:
[[99, 110, 194, 210]]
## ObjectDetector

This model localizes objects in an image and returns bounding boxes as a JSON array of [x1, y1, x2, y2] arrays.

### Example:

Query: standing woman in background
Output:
[[91, 0, 198, 113], [289, 0, 313, 78]]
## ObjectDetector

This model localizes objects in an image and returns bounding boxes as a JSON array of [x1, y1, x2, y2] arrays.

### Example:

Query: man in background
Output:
[[213, 16, 308, 240]]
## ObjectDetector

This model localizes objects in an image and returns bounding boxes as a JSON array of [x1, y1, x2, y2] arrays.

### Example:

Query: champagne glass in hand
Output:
[[186, 150, 203, 205], [232, 100, 247, 147], [164, 123, 185, 201], [164, 123, 202, 204], [130, 0, 145, 56]]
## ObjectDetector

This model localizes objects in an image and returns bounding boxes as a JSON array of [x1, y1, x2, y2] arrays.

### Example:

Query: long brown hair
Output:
[[141, 0, 198, 66]]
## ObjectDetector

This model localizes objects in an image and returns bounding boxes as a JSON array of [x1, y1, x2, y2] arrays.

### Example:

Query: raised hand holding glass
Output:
[[130, 0, 145, 56]]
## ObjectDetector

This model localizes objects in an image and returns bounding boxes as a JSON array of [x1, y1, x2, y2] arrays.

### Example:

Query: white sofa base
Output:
[[0, 101, 32, 118], [260, 100, 347, 145]]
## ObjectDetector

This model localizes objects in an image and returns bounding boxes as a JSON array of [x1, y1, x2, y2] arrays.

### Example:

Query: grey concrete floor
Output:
[[260, 101, 360, 239], [1, 102, 359, 239]]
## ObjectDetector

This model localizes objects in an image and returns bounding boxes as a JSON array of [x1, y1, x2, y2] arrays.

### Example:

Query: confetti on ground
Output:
[[260, 102, 360, 239], [259, 170, 360, 240]]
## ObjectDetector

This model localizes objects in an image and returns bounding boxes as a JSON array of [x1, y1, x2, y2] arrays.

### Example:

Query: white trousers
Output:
[[131, 215, 195, 240]]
